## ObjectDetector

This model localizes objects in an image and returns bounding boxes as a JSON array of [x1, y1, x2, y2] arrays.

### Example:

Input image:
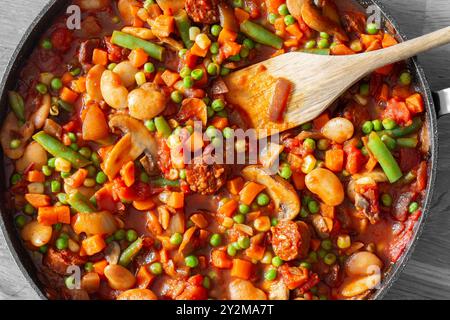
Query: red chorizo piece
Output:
[[78, 38, 101, 71], [185, 162, 228, 195], [271, 221, 311, 261], [185, 0, 220, 24], [43, 248, 87, 275], [50, 27, 73, 53]]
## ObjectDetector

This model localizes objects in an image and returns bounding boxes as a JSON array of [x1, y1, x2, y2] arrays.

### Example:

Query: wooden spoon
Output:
[[224, 26, 450, 137]]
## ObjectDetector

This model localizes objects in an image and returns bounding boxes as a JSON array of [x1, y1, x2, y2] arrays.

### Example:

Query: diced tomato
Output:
[[414, 161, 428, 192], [344, 144, 365, 174], [279, 264, 309, 290], [383, 98, 412, 126], [50, 28, 73, 52], [112, 178, 152, 202]]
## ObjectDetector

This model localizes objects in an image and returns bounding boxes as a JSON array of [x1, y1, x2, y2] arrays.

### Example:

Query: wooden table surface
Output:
[[1, 0, 450, 300]]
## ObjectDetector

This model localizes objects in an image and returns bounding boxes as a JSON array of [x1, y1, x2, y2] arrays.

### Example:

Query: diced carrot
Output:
[[221, 41, 241, 59], [93, 259, 108, 277], [266, 0, 284, 14], [190, 42, 208, 57], [120, 161, 135, 187], [132, 199, 156, 211], [25, 194, 50, 208], [231, 259, 253, 280], [331, 44, 355, 55], [98, 145, 113, 161], [153, 70, 165, 85], [161, 70, 181, 87], [128, 48, 148, 68], [382, 33, 398, 48], [272, 48, 285, 57], [217, 199, 238, 217], [61, 72, 74, 85], [379, 83, 390, 102], [136, 266, 155, 289], [146, 3, 162, 19], [375, 64, 394, 76], [392, 85, 412, 99], [365, 156, 378, 172], [235, 7, 250, 23], [320, 203, 335, 219], [211, 249, 233, 269], [286, 23, 304, 40], [405, 93, 424, 114], [72, 77, 86, 93], [152, 15, 174, 37], [360, 34, 382, 49], [245, 244, 265, 260], [313, 112, 330, 130], [274, 17, 286, 36], [284, 38, 299, 48], [27, 170, 45, 182], [325, 149, 344, 172], [167, 191, 184, 209], [292, 171, 306, 190], [37, 206, 70, 226], [184, 50, 198, 69], [246, 210, 261, 222], [227, 177, 244, 195], [66, 168, 88, 188], [239, 182, 265, 205], [365, 40, 382, 52], [82, 234, 106, 256], [190, 213, 208, 229], [92, 49, 108, 66], [60, 87, 79, 104], [210, 116, 229, 130], [218, 28, 237, 45]]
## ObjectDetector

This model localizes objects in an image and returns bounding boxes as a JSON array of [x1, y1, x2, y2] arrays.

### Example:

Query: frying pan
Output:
[[0, 0, 448, 300]]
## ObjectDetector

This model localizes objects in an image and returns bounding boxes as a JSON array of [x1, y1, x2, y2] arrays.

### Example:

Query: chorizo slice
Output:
[[271, 220, 311, 261], [185, 0, 220, 24], [43, 248, 87, 275]]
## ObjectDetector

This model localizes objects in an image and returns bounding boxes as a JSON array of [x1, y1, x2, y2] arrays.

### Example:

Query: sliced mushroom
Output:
[[30, 94, 51, 129], [105, 241, 121, 265], [1, 112, 34, 159], [177, 98, 208, 126], [241, 165, 300, 220]]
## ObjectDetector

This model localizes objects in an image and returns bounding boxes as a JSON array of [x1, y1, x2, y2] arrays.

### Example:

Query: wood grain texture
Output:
[[0, 0, 449, 300]]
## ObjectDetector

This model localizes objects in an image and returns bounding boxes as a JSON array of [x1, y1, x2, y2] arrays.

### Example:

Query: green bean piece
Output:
[[150, 177, 180, 188], [33, 131, 91, 168], [174, 10, 193, 49], [8, 91, 25, 122], [396, 137, 418, 148], [111, 31, 164, 61], [381, 135, 397, 150], [367, 132, 402, 183], [67, 192, 95, 213], [119, 238, 143, 267], [299, 48, 331, 55], [154, 116, 172, 138], [240, 20, 283, 49], [57, 99, 74, 112], [385, 117, 422, 138]]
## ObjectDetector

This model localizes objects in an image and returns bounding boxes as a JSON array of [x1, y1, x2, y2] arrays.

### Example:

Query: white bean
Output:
[[321, 117, 354, 143]]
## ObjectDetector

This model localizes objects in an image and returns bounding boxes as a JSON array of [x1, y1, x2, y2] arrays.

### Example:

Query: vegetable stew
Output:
[[1, 0, 429, 300]]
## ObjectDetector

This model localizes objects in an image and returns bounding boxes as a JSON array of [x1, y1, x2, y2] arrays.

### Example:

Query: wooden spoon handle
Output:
[[355, 26, 450, 71]]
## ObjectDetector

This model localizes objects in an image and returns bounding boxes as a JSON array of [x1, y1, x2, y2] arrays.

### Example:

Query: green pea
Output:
[[321, 239, 333, 250], [300, 261, 312, 269], [239, 204, 250, 214], [210, 42, 219, 54], [372, 119, 383, 131], [323, 253, 337, 265], [144, 62, 155, 73], [67, 132, 77, 143], [320, 32, 330, 39], [50, 78, 63, 91], [150, 262, 163, 275], [382, 118, 397, 130], [305, 40, 316, 49], [202, 276, 211, 289], [399, 72, 412, 86], [318, 38, 329, 49], [210, 233, 222, 247], [233, 0, 244, 8], [300, 207, 309, 218], [114, 229, 126, 241], [243, 38, 255, 49], [39, 245, 48, 254], [233, 214, 245, 224], [240, 46, 250, 58], [227, 244, 237, 256], [278, 165, 292, 180], [409, 202, 419, 213], [70, 143, 79, 151], [177, 169, 186, 180], [366, 22, 379, 35], [84, 262, 94, 272], [360, 83, 370, 96], [303, 138, 316, 151], [170, 232, 183, 246], [36, 83, 48, 95], [185, 255, 199, 268], [171, 90, 183, 103], [381, 193, 393, 207], [237, 236, 250, 249], [265, 268, 277, 281], [144, 119, 156, 132], [317, 139, 330, 151], [11, 173, 22, 185], [79, 147, 92, 159], [54, 224, 63, 232], [15, 215, 26, 228], [268, 13, 277, 24], [56, 237, 68, 250], [207, 63, 219, 76], [223, 127, 234, 139], [61, 172, 71, 179], [271, 217, 278, 226], [220, 67, 230, 76], [211, 24, 222, 37], [362, 121, 373, 134], [191, 68, 204, 81], [96, 171, 107, 184], [216, 109, 227, 118], [256, 193, 270, 206], [180, 66, 192, 78], [126, 229, 138, 242], [48, 157, 56, 168], [42, 165, 52, 177], [284, 15, 296, 26], [183, 76, 194, 88], [278, 4, 289, 15], [57, 193, 68, 205], [205, 125, 219, 139], [10, 139, 21, 149], [308, 251, 318, 263], [51, 180, 61, 193], [308, 200, 319, 214], [41, 39, 53, 50], [272, 256, 283, 267]]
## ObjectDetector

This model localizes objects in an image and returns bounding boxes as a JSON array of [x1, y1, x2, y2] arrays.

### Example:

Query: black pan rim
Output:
[[0, 0, 439, 300]]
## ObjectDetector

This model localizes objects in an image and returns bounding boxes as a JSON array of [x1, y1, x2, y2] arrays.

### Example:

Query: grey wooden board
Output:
[[0, 0, 449, 300]]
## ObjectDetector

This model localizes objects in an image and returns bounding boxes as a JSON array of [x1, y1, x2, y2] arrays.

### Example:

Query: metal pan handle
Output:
[[433, 88, 450, 117]]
